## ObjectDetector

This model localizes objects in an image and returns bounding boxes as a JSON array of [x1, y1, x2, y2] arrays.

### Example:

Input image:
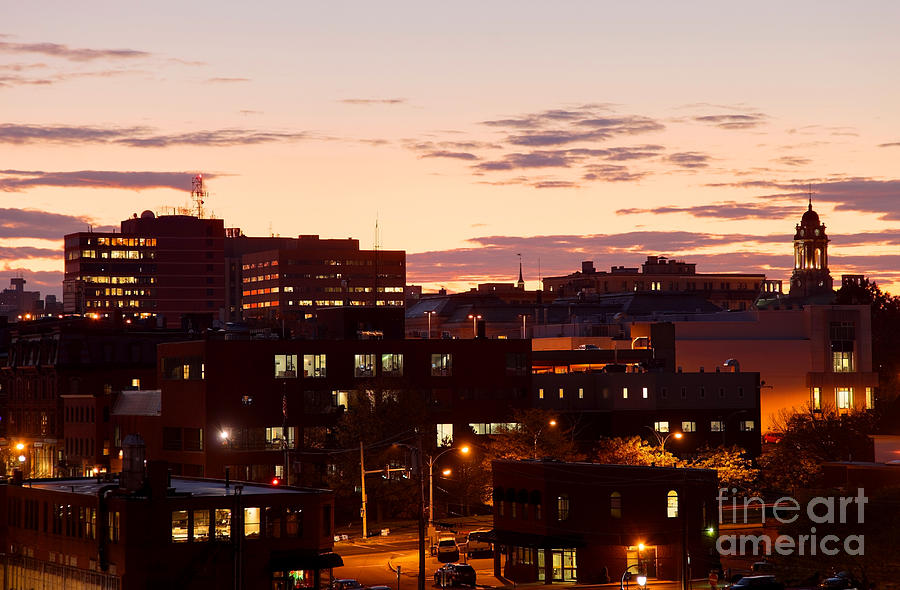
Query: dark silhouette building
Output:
[[788, 199, 833, 300]]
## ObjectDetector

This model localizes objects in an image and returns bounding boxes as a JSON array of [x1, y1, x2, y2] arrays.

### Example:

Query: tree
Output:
[[593, 436, 682, 467], [758, 405, 877, 493], [486, 408, 582, 462], [687, 445, 759, 495]]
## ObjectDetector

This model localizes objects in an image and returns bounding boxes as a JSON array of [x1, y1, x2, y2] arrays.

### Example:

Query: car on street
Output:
[[436, 536, 460, 563], [434, 563, 476, 587], [463, 530, 493, 558], [819, 572, 860, 590], [728, 575, 784, 590], [367, 586, 391, 590], [330, 579, 363, 590]]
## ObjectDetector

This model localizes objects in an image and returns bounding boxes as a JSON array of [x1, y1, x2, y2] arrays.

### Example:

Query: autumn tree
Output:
[[593, 435, 682, 467], [485, 408, 582, 462], [686, 445, 759, 495]]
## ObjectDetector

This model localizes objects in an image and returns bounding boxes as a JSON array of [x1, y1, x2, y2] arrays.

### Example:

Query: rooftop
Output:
[[27, 477, 322, 497]]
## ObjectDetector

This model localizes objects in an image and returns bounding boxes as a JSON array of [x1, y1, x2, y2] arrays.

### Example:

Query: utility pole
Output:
[[417, 434, 426, 590], [360, 441, 368, 540]]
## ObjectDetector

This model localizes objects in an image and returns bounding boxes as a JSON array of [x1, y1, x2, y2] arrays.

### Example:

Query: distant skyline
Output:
[[3, 1, 900, 296]]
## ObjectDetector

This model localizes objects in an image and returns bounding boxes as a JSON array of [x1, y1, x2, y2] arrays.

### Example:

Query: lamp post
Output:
[[644, 426, 682, 453], [467, 314, 482, 338], [529, 419, 557, 460], [427, 445, 470, 528], [424, 310, 436, 339]]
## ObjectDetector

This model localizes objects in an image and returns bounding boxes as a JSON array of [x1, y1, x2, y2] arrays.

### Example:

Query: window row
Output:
[[170, 506, 303, 542], [538, 385, 748, 400], [653, 419, 755, 433], [811, 386, 873, 411], [274, 353, 453, 379]]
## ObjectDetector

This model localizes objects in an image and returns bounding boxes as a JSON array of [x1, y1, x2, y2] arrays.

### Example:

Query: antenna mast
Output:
[[191, 174, 208, 218]]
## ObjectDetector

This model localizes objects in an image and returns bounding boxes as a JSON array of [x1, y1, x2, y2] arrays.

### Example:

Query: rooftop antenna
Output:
[[191, 174, 208, 219]]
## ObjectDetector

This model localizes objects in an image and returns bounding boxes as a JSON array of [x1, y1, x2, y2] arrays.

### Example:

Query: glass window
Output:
[[653, 421, 669, 433], [275, 354, 298, 378], [192, 509, 209, 542], [171, 510, 189, 542], [285, 507, 303, 537], [538, 389, 544, 399], [505, 353, 528, 376], [266, 506, 282, 538], [558, 388, 564, 399], [739, 420, 755, 431], [354, 354, 376, 377], [623, 387, 628, 399], [682, 421, 696, 433], [556, 494, 570, 521], [833, 351, 854, 373], [381, 353, 403, 376], [812, 387, 821, 410], [667, 490, 679, 518], [642, 387, 648, 399], [303, 354, 326, 378], [578, 388, 584, 399], [436, 423, 453, 446], [215, 508, 231, 541], [866, 387, 874, 409], [610, 491, 622, 519], [244, 507, 260, 538], [710, 420, 724, 432], [431, 353, 452, 376], [837, 387, 852, 411]]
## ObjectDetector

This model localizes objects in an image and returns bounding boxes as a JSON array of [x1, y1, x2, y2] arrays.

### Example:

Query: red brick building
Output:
[[491, 460, 719, 584], [0, 457, 339, 589]]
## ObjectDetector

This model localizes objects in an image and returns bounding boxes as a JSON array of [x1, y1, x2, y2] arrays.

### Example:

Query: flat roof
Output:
[[27, 477, 326, 497]]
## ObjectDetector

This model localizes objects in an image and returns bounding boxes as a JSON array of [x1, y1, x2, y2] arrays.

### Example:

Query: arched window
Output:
[[610, 491, 622, 518], [667, 490, 679, 518]]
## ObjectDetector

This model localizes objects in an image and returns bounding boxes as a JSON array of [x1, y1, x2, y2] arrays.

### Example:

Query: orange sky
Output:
[[3, 2, 900, 297]]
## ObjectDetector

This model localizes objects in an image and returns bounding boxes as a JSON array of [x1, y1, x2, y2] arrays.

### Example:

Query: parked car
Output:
[[434, 563, 476, 587], [367, 586, 392, 590], [819, 572, 859, 590], [436, 537, 460, 563], [330, 580, 363, 590], [464, 530, 493, 557], [728, 575, 784, 590]]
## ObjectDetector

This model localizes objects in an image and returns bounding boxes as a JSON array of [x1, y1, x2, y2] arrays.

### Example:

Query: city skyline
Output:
[[4, 2, 900, 296]]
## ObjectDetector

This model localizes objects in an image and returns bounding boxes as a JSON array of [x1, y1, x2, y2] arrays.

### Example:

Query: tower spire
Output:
[[516, 253, 525, 289], [808, 183, 813, 210]]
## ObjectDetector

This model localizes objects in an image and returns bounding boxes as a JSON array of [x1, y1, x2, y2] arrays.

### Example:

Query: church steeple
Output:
[[516, 254, 525, 289], [789, 196, 832, 298]]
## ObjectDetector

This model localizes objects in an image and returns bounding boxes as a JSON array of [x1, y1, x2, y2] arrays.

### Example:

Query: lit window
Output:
[[558, 388, 564, 399], [811, 387, 821, 410], [557, 494, 570, 521], [538, 389, 544, 399], [578, 388, 584, 399], [131, 378, 140, 388], [642, 387, 648, 399], [382, 353, 403, 376], [623, 387, 628, 399], [681, 421, 696, 433], [354, 354, 376, 377], [192, 510, 209, 541], [274, 354, 298, 378], [436, 423, 453, 446], [171, 510, 188, 542], [739, 420, 755, 431], [303, 354, 326, 378], [837, 387, 852, 412], [833, 351, 854, 373], [610, 492, 622, 518], [431, 353, 452, 376], [710, 420, 724, 432], [242, 507, 260, 538], [865, 387, 874, 409], [667, 490, 679, 518], [215, 509, 231, 541]]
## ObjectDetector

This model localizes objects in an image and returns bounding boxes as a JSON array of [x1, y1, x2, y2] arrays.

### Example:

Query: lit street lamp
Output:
[[427, 445, 470, 528], [529, 419, 557, 460], [467, 314, 482, 338]]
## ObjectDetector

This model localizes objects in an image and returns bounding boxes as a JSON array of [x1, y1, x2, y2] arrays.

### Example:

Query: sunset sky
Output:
[[4, 1, 900, 297]]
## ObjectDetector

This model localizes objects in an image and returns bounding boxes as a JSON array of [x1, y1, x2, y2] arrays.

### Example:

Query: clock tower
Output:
[[789, 198, 832, 298]]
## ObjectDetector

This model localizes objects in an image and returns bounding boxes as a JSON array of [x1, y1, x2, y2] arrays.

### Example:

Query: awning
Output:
[[270, 551, 344, 570]]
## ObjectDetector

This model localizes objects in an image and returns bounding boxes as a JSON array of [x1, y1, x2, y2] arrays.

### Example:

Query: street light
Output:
[[427, 445, 470, 529], [644, 426, 683, 454], [530, 419, 557, 460], [424, 310, 436, 339], [467, 314, 482, 338]]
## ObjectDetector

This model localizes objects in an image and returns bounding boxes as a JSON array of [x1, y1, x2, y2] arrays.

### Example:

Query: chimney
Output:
[[581, 261, 595, 274], [120, 434, 146, 492]]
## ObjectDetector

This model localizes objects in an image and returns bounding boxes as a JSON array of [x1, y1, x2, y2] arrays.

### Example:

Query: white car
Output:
[[435, 537, 460, 563], [464, 530, 492, 557]]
